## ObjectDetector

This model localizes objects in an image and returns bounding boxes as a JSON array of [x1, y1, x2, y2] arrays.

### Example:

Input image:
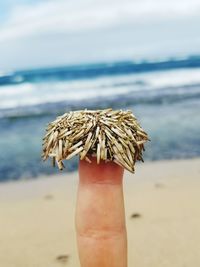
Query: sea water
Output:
[[0, 56, 200, 181]]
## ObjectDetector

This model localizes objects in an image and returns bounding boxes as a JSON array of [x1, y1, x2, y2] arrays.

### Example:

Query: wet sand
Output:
[[0, 158, 200, 267]]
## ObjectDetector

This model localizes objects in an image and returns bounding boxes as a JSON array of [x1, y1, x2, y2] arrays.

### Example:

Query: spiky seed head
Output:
[[42, 108, 149, 173]]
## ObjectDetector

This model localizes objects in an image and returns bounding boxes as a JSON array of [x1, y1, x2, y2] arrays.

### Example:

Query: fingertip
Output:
[[79, 156, 124, 184]]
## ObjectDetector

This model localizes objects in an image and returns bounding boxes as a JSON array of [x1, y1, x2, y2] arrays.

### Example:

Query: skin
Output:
[[75, 157, 127, 267]]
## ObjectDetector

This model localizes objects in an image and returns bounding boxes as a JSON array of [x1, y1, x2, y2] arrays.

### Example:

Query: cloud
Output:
[[1, 0, 200, 70], [0, 0, 200, 43]]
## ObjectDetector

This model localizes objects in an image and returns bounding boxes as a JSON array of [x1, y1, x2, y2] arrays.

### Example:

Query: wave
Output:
[[1, 85, 200, 120], [0, 55, 200, 86], [0, 67, 200, 113]]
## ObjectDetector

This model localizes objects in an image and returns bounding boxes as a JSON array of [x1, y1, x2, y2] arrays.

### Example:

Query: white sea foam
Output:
[[0, 68, 200, 110]]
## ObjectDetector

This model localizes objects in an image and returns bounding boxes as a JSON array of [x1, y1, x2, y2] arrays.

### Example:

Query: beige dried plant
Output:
[[42, 108, 149, 172]]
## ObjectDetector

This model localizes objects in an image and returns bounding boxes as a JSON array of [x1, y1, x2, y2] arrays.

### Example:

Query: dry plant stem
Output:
[[76, 157, 127, 267], [42, 109, 149, 173]]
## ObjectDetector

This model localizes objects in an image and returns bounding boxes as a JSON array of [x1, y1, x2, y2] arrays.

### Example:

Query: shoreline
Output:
[[0, 157, 200, 266], [0, 156, 199, 185]]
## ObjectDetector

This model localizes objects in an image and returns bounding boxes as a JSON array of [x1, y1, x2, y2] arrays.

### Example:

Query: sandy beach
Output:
[[0, 158, 200, 267]]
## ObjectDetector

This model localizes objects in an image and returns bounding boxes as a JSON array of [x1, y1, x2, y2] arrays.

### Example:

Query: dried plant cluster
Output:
[[42, 108, 149, 173]]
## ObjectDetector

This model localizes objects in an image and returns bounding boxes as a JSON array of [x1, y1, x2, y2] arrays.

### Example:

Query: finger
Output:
[[75, 157, 127, 267]]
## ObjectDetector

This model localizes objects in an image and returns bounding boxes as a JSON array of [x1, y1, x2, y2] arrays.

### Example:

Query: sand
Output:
[[0, 158, 200, 267]]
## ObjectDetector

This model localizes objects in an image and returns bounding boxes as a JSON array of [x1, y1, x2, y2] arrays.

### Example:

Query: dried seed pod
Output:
[[42, 108, 149, 172]]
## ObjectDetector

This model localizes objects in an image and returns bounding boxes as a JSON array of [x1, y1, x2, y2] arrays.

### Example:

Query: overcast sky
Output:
[[0, 0, 200, 71]]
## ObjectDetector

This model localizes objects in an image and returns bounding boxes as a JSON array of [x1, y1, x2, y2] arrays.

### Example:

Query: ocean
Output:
[[0, 55, 200, 181]]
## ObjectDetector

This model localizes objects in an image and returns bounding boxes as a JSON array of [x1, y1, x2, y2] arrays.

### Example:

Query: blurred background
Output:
[[0, 0, 200, 181]]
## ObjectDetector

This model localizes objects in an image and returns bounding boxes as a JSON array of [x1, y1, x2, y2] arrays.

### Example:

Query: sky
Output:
[[0, 0, 200, 71]]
